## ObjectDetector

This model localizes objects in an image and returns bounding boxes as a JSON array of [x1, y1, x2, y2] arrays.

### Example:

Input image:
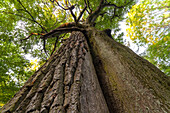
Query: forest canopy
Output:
[[0, 0, 169, 106]]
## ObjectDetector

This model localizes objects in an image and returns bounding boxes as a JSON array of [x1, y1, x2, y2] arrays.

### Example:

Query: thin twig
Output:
[[21, 33, 45, 41], [50, 33, 67, 56]]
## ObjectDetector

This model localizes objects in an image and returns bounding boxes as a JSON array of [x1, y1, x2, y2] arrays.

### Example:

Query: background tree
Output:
[[0, 0, 169, 112], [126, 0, 170, 75]]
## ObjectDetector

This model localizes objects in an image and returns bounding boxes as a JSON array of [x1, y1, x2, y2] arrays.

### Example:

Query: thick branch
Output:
[[86, 0, 105, 24], [76, 5, 87, 23], [40, 22, 85, 39], [69, 6, 77, 22], [84, 0, 92, 14]]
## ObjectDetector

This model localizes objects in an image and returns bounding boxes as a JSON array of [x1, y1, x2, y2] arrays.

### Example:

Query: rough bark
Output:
[[86, 27, 170, 113], [1, 31, 109, 113]]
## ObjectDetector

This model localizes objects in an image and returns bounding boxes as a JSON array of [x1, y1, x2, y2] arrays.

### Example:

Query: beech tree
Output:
[[0, 0, 169, 113]]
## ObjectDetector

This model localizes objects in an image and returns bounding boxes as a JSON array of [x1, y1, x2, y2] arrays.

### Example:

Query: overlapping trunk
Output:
[[1, 27, 169, 113]]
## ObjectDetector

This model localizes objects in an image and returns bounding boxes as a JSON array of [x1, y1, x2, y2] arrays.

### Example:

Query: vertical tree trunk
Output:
[[86, 27, 170, 113], [1, 31, 109, 113]]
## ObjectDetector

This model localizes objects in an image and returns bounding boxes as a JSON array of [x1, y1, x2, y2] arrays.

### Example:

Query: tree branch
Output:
[[86, 0, 134, 24], [43, 38, 48, 56], [54, 0, 77, 22], [76, 5, 87, 23], [104, 0, 134, 8], [17, 0, 47, 32], [21, 33, 45, 41], [1, 11, 34, 22], [54, 0, 69, 10], [50, 33, 67, 56], [40, 22, 85, 39], [69, 6, 77, 22], [85, 0, 105, 24], [110, 8, 122, 20], [50, 36, 59, 56], [41, 27, 83, 39], [84, 0, 92, 14]]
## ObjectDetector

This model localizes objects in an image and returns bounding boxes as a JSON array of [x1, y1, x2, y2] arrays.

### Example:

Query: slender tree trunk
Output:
[[1, 27, 169, 113]]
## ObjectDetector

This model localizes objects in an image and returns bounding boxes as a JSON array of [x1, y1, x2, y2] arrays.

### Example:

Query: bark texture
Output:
[[1, 31, 109, 113], [86, 27, 170, 113]]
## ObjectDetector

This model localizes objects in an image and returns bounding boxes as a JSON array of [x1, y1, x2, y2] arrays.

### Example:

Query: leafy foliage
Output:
[[0, 39, 34, 103], [126, 0, 170, 75]]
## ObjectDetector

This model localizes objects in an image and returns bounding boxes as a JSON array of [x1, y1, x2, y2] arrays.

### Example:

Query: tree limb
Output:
[[54, 0, 77, 22], [55, 0, 69, 10], [85, 0, 105, 24], [40, 22, 85, 39], [76, 5, 87, 23], [84, 0, 92, 14], [17, 0, 47, 32], [86, 0, 134, 24], [50, 33, 67, 56], [103, 0, 134, 8], [69, 6, 77, 22], [21, 33, 45, 41], [50, 36, 59, 56], [43, 39, 48, 56]]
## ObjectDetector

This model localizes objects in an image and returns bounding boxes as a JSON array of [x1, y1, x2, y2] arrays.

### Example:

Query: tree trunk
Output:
[[1, 31, 109, 113], [86, 27, 170, 113], [1, 27, 169, 113]]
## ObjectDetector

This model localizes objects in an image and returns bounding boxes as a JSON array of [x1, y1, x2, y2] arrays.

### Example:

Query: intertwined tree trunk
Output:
[[1, 28, 169, 113]]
